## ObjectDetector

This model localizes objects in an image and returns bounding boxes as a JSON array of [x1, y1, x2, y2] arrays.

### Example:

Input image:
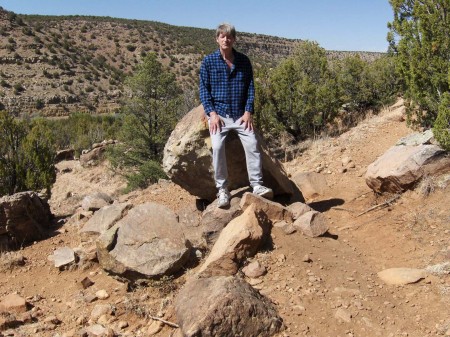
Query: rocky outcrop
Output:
[[365, 143, 450, 193], [96, 203, 191, 280], [0, 192, 52, 251], [162, 105, 298, 201], [175, 276, 283, 337], [198, 204, 269, 277], [79, 140, 116, 167]]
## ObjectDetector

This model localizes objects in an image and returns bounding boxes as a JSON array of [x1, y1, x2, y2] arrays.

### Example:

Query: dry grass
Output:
[[0, 251, 26, 272]]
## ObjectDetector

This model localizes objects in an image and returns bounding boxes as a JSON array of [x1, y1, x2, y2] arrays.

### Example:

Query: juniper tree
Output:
[[388, 0, 450, 127], [108, 53, 182, 190]]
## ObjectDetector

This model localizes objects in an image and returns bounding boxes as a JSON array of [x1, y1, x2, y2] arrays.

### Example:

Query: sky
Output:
[[0, 0, 394, 52]]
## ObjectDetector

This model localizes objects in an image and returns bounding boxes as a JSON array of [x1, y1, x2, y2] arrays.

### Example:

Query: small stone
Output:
[[81, 277, 95, 289], [50, 247, 76, 268], [147, 320, 163, 335], [96, 290, 109, 300], [118, 321, 128, 329], [277, 254, 286, 263], [335, 308, 352, 322], [242, 261, 267, 278], [302, 254, 312, 263]]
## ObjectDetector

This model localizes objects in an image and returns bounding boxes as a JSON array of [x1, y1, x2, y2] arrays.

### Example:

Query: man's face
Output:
[[216, 33, 235, 51]]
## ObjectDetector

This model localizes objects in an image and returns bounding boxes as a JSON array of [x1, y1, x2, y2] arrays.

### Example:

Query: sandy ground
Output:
[[1, 99, 449, 337]]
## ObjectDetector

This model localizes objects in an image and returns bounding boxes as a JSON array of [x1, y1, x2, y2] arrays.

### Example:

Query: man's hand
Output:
[[240, 111, 253, 132], [209, 112, 224, 134]]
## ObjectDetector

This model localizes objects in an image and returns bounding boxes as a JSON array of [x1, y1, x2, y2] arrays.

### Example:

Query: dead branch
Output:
[[356, 194, 400, 217], [150, 316, 179, 328]]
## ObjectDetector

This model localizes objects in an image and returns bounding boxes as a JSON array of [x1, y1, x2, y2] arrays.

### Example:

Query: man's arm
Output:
[[199, 60, 215, 116], [241, 58, 255, 131], [199, 59, 223, 134]]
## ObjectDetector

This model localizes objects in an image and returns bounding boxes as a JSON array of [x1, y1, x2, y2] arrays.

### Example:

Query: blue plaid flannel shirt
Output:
[[199, 49, 255, 119]]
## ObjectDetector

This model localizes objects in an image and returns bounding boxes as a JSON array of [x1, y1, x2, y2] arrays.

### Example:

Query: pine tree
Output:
[[21, 119, 56, 195], [108, 53, 182, 190], [0, 111, 27, 195], [388, 0, 450, 127]]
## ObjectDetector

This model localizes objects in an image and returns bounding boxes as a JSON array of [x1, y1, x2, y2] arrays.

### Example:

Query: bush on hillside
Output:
[[0, 112, 56, 197], [433, 92, 450, 151]]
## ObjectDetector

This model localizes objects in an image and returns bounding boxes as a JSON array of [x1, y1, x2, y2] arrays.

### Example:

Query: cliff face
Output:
[[0, 10, 383, 116]]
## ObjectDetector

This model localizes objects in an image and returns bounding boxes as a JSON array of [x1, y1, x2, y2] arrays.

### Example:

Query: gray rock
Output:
[[287, 202, 313, 220], [97, 203, 191, 279], [365, 144, 450, 193], [80, 203, 131, 238], [50, 247, 76, 268], [81, 193, 113, 212], [293, 211, 329, 237], [242, 261, 267, 278], [396, 130, 434, 146], [0, 191, 52, 251], [175, 276, 284, 337], [163, 105, 298, 201]]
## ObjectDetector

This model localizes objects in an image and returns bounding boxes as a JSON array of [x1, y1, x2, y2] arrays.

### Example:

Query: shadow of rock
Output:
[[308, 198, 345, 212]]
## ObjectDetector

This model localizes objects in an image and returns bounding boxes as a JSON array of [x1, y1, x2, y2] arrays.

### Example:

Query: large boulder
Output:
[[175, 276, 284, 337], [163, 105, 298, 201], [96, 202, 191, 280], [0, 192, 52, 251], [365, 144, 450, 193]]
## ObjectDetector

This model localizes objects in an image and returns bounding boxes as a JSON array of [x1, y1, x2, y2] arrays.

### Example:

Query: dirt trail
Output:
[[0, 99, 449, 337]]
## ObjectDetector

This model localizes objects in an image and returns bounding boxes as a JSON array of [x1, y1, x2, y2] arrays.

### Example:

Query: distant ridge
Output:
[[0, 8, 384, 116]]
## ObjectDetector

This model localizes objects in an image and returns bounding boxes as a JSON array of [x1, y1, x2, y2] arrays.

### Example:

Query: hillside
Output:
[[0, 7, 384, 117], [1, 99, 449, 337]]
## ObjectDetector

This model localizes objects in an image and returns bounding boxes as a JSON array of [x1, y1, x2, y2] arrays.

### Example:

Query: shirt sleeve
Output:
[[245, 61, 255, 114], [199, 59, 215, 115]]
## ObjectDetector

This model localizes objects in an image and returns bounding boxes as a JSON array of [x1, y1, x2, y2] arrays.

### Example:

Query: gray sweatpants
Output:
[[209, 116, 263, 190]]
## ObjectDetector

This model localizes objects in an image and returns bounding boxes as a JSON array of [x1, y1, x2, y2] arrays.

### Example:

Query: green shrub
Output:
[[123, 160, 167, 193], [433, 92, 450, 151]]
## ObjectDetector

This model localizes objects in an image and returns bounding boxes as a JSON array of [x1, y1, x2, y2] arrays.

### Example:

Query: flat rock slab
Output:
[[0, 294, 27, 314], [50, 246, 76, 268], [377, 268, 427, 285], [97, 202, 191, 279], [80, 203, 130, 237], [81, 192, 113, 212]]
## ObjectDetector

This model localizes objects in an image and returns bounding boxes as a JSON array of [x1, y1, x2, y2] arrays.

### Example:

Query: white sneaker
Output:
[[217, 188, 230, 208], [253, 185, 273, 199]]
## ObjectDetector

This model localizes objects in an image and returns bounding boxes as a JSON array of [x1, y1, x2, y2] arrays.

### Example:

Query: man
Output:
[[199, 23, 273, 208]]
